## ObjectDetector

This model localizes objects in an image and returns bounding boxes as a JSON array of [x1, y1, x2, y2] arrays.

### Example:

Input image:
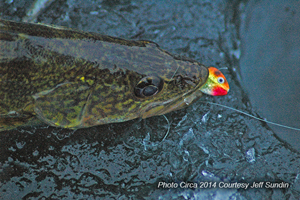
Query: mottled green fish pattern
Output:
[[0, 19, 229, 131]]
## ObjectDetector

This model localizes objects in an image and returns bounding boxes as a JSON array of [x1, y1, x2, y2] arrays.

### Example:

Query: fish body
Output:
[[0, 19, 229, 131]]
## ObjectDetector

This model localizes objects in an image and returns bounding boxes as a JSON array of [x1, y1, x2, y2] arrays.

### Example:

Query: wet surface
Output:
[[1, 0, 300, 199]]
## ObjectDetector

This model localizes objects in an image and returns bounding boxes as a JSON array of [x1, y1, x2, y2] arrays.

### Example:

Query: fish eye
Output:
[[217, 77, 224, 84], [142, 85, 158, 96], [134, 76, 164, 98]]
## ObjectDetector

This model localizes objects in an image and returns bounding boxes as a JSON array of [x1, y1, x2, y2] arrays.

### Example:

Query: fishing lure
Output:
[[0, 19, 229, 131]]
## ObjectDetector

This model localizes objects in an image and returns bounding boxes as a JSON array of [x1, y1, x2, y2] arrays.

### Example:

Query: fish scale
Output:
[[0, 19, 229, 131]]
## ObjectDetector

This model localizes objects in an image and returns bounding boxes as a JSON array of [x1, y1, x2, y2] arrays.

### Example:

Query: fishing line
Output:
[[161, 114, 170, 141], [218, 67, 228, 70], [199, 101, 300, 131]]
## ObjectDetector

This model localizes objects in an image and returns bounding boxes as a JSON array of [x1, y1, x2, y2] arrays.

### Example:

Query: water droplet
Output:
[[183, 150, 190, 161], [8, 147, 16, 152], [32, 150, 39, 156], [16, 141, 26, 149], [55, 158, 67, 171], [202, 170, 215, 177], [245, 148, 255, 163], [201, 111, 210, 123]]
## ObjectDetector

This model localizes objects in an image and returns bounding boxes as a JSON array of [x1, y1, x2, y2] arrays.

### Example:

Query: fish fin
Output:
[[33, 82, 92, 129]]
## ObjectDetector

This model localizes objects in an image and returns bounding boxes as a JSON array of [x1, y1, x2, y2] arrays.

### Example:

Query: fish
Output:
[[0, 19, 229, 131]]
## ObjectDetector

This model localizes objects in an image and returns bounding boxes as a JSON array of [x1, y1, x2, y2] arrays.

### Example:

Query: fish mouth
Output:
[[139, 89, 203, 119]]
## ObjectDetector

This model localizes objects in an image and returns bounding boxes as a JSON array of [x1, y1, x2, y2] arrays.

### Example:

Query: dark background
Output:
[[240, 0, 300, 154], [1, 0, 300, 199]]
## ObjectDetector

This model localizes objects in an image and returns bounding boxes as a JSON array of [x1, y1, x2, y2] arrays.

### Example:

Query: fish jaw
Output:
[[139, 90, 203, 119]]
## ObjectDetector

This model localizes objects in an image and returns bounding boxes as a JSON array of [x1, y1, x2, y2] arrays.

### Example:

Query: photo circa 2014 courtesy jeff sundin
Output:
[[157, 181, 290, 189]]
